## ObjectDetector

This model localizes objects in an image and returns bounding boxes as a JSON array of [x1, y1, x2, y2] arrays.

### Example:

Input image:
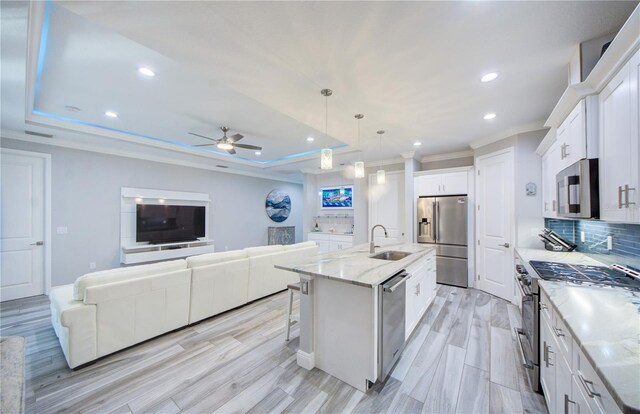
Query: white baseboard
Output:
[[296, 350, 315, 370]]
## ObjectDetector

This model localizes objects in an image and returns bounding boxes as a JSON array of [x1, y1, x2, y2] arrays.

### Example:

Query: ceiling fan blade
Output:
[[227, 148, 237, 155], [228, 133, 243, 143], [193, 143, 215, 147], [232, 143, 262, 150], [189, 132, 219, 142]]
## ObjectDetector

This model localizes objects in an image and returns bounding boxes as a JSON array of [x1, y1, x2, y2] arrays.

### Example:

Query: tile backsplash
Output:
[[545, 218, 640, 270]]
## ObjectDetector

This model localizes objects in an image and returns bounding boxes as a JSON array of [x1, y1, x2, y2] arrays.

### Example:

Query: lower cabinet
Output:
[[308, 233, 353, 253], [540, 290, 621, 414], [405, 251, 436, 340]]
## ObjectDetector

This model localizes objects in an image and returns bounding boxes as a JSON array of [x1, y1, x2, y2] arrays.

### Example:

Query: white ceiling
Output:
[[2, 1, 638, 179]]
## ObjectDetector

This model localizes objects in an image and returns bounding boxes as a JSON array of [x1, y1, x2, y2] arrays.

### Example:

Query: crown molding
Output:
[[468, 121, 547, 150], [1, 129, 303, 184], [421, 149, 474, 163]]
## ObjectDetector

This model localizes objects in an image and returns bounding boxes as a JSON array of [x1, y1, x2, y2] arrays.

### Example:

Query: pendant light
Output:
[[320, 88, 333, 170], [354, 114, 365, 178], [376, 130, 385, 184]]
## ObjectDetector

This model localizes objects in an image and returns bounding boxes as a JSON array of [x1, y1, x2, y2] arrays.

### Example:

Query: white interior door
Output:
[[476, 148, 514, 301], [1, 150, 48, 301], [369, 171, 405, 244]]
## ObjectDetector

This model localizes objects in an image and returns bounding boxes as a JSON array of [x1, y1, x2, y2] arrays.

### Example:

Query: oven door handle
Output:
[[515, 276, 532, 297], [515, 328, 534, 370]]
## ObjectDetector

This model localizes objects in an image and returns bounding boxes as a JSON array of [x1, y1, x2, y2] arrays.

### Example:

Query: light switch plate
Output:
[[607, 235, 613, 250], [580, 231, 585, 242], [56, 226, 68, 234]]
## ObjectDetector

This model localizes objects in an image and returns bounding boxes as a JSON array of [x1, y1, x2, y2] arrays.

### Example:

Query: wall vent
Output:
[[25, 130, 53, 138]]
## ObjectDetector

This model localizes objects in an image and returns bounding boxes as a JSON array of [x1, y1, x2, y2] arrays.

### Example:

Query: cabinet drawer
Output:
[[539, 290, 553, 324], [308, 233, 330, 241], [331, 234, 354, 243], [552, 312, 572, 365], [572, 339, 621, 414]]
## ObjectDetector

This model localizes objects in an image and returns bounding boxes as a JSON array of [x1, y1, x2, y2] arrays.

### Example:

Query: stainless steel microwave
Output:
[[556, 159, 599, 219]]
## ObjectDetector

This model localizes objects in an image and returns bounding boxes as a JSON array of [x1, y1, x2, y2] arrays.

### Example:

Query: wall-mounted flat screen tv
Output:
[[320, 186, 353, 209], [136, 204, 205, 244]]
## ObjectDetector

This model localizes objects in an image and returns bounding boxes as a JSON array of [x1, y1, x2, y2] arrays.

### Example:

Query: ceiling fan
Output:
[[189, 126, 262, 155]]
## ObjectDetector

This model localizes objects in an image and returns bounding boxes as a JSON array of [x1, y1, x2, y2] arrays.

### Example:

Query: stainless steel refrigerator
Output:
[[416, 195, 468, 288]]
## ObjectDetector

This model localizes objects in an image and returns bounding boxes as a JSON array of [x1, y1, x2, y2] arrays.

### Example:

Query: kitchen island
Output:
[[276, 243, 436, 392]]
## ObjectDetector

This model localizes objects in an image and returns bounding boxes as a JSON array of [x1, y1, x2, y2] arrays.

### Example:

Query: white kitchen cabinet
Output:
[[540, 289, 622, 414], [414, 170, 468, 197], [404, 251, 436, 340], [540, 315, 557, 409], [542, 139, 560, 218], [557, 99, 588, 171], [307, 233, 353, 253], [599, 49, 639, 222]]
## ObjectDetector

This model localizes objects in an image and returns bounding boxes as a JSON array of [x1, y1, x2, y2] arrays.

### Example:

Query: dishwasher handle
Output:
[[383, 271, 408, 293]]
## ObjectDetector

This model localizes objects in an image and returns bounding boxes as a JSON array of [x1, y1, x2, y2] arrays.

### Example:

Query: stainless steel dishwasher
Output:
[[378, 269, 408, 380]]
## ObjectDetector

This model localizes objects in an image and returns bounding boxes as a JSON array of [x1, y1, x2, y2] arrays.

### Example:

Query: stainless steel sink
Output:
[[370, 250, 412, 261]]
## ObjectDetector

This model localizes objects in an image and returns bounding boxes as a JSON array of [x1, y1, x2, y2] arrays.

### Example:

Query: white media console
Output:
[[120, 187, 215, 264]]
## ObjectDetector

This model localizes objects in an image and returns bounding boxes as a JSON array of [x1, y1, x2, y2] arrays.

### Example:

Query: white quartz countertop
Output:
[[516, 247, 640, 413], [276, 243, 435, 287]]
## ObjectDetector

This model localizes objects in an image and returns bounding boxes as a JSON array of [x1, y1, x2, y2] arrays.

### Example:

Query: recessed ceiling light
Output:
[[481, 72, 499, 82], [413, 141, 422, 147], [255, 151, 262, 156], [483, 113, 497, 120], [307, 137, 314, 142], [105, 111, 118, 118], [138, 67, 156, 77]]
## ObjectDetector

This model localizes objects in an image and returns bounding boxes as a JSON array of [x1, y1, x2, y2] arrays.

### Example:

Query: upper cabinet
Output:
[[599, 48, 640, 222], [541, 139, 560, 218], [415, 170, 469, 197], [556, 100, 587, 170]]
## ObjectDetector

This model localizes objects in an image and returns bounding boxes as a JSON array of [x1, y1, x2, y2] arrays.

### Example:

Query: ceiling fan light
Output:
[[354, 161, 365, 178], [377, 169, 386, 185], [217, 142, 233, 150], [320, 148, 332, 170]]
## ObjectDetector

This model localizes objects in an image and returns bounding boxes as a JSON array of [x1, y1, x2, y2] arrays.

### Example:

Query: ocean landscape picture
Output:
[[321, 186, 353, 209], [265, 189, 291, 222]]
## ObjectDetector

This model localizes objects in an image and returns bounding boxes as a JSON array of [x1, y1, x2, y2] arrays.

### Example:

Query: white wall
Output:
[[1, 138, 303, 286]]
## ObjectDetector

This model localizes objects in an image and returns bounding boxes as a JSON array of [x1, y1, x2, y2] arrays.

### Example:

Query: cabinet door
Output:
[[415, 175, 442, 196], [369, 172, 405, 242], [599, 50, 639, 222], [565, 100, 587, 166], [542, 141, 560, 218], [441, 172, 468, 195], [556, 354, 573, 414], [405, 275, 419, 339], [540, 317, 557, 409]]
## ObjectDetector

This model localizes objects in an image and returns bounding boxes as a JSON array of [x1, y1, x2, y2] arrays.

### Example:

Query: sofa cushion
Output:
[[244, 245, 285, 257], [186, 250, 247, 268], [73, 259, 187, 301], [283, 241, 317, 251]]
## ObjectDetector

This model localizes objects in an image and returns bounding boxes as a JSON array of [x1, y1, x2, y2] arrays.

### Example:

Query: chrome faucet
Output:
[[370, 224, 388, 253]]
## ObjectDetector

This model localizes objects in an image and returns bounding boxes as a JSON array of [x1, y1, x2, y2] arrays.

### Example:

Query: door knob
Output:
[[30, 241, 44, 246], [499, 243, 510, 248]]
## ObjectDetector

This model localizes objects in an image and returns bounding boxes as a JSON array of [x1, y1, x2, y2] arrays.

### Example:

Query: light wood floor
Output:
[[0, 285, 548, 414]]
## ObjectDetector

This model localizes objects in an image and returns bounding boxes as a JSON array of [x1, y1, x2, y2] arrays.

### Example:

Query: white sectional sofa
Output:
[[49, 241, 318, 368]]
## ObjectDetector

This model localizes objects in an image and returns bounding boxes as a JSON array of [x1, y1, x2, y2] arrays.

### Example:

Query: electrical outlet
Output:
[[580, 231, 585, 242], [607, 235, 613, 251], [56, 226, 68, 235], [89, 262, 96, 270]]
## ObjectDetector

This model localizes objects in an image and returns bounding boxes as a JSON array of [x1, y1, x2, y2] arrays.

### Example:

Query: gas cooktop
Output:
[[529, 260, 640, 291]]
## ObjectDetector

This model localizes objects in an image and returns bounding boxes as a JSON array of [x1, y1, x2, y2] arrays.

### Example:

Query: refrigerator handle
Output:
[[432, 201, 440, 241]]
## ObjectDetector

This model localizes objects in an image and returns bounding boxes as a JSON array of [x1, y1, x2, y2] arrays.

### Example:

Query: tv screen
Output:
[[321, 186, 353, 209], [136, 204, 205, 244]]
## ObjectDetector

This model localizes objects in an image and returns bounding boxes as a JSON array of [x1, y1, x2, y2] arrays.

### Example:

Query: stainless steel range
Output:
[[513, 256, 640, 393]]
